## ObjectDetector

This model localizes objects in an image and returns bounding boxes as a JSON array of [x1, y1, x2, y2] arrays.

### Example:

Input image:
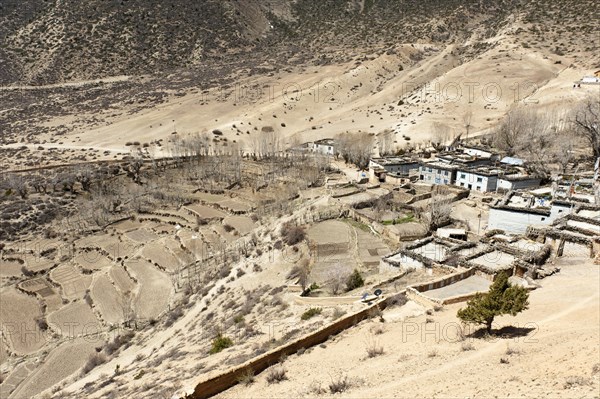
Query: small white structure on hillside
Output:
[[311, 138, 336, 156], [461, 145, 496, 159], [581, 76, 600, 84]]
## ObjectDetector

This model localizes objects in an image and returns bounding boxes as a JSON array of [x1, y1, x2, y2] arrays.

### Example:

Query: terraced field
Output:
[[50, 264, 93, 300], [223, 215, 256, 235], [9, 339, 97, 399], [185, 204, 228, 220], [74, 250, 114, 271], [0, 288, 44, 355], [47, 302, 101, 338], [141, 245, 182, 272], [126, 259, 172, 320], [90, 275, 125, 325], [109, 264, 136, 293], [0, 259, 23, 277], [125, 228, 160, 244]]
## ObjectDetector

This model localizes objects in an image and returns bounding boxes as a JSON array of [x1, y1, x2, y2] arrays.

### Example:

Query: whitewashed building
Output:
[[455, 167, 501, 192], [497, 175, 542, 191], [461, 145, 497, 159], [488, 206, 553, 234], [311, 138, 336, 156], [419, 161, 458, 185], [369, 156, 420, 182]]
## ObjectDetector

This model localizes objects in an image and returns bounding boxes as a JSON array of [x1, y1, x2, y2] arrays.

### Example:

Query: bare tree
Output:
[[30, 174, 49, 194], [572, 95, 600, 158], [121, 290, 135, 328], [518, 112, 558, 178], [494, 110, 523, 156], [7, 174, 28, 199], [288, 256, 311, 292], [335, 132, 374, 169], [328, 263, 348, 295], [75, 165, 95, 191], [55, 171, 76, 192], [432, 122, 451, 151], [373, 195, 392, 221], [553, 127, 577, 174], [424, 189, 453, 232], [125, 151, 144, 184], [377, 129, 395, 156], [251, 130, 282, 159], [296, 153, 328, 188]]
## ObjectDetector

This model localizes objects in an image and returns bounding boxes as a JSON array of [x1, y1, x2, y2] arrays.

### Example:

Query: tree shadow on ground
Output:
[[470, 325, 537, 339]]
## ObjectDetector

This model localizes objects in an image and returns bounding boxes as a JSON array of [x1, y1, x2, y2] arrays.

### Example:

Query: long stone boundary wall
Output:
[[405, 268, 485, 306], [409, 268, 476, 293], [184, 293, 404, 399], [183, 268, 482, 399], [406, 286, 442, 307]]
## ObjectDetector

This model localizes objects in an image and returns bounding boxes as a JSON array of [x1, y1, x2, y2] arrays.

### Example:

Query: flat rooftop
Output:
[[437, 152, 491, 162], [421, 161, 459, 170], [424, 275, 491, 300], [470, 250, 516, 270], [371, 157, 419, 166]]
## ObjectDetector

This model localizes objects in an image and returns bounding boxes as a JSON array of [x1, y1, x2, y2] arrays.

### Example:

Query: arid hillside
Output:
[[1, 0, 597, 84]]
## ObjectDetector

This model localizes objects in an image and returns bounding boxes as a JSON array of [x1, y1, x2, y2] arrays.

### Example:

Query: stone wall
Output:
[[409, 268, 476, 293], [185, 294, 403, 399]]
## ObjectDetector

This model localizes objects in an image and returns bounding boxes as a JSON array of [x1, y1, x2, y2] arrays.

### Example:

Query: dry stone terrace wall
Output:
[[409, 268, 476, 293], [405, 268, 492, 306], [184, 268, 481, 398], [185, 293, 405, 399]]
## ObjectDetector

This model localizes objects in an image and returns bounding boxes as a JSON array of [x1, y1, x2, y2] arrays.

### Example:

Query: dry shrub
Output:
[[427, 349, 438, 358], [331, 307, 346, 320], [301, 307, 322, 320], [210, 335, 234, 354], [461, 342, 475, 351], [237, 369, 255, 386], [328, 374, 351, 394], [564, 375, 590, 389], [164, 306, 184, 328], [104, 331, 135, 356], [367, 306, 382, 320], [370, 324, 384, 335], [365, 340, 384, 358], [35, 316, 49, 331], [505, 345, 521, 355], [281, 222, 305, 245], [82, 353, 107, 375], [387, 293, 408, 307], [308, 380, 326, 395], [266, 365, 287, 384]]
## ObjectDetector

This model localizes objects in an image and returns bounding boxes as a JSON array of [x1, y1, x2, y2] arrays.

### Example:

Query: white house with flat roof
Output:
[[455, 167, 500, 192], [462, 146, 497, 159], [497, 174, 542, 191], [311, 138, 336, 155], [419, 161, 458, 185]]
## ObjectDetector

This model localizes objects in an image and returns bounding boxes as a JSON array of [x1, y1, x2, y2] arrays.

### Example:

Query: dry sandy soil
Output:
[[2, 30, 597, 171], [217, 257, 600, 399]]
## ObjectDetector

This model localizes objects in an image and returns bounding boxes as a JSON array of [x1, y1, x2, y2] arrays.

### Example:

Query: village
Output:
[[0, 3, 598, 393], [1, 122, 599, 398], [289, 135, 599, 304]]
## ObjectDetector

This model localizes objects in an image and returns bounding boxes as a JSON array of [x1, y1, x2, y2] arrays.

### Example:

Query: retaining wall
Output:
[[406, 286, 442, 308], [185, 294, 403, 399], [409, 268, 476, 293]]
